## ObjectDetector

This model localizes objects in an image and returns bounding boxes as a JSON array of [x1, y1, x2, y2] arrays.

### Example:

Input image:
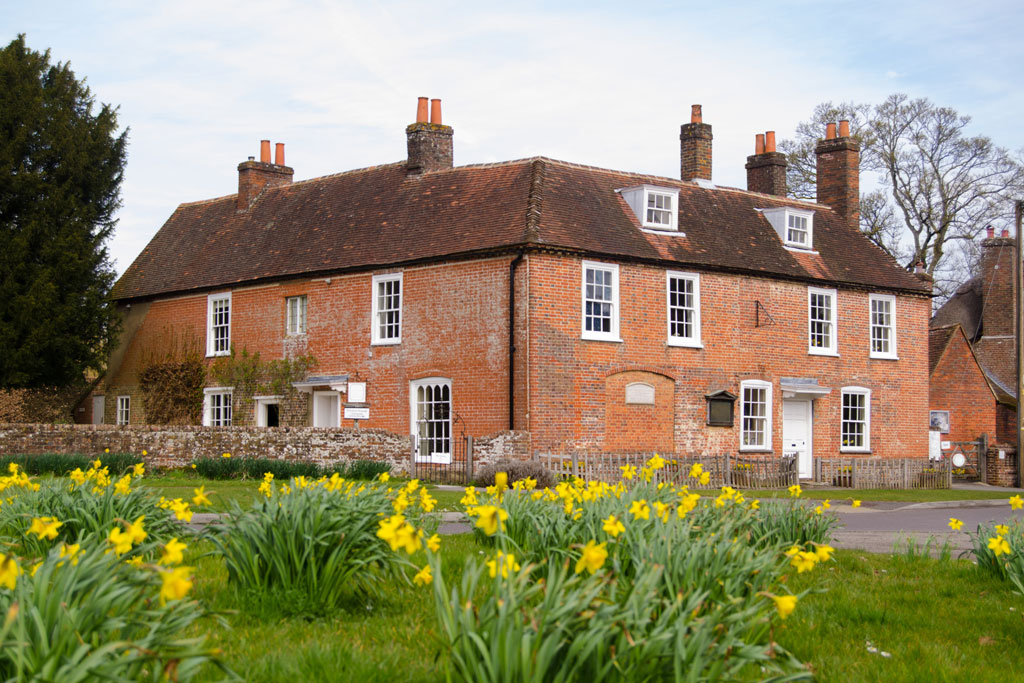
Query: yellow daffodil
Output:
[[852, 499, 861, 508], [405, 479, 420, 494], [948, 517, 963, 531], [69, 468, 87, 485], [647, 453, 666, 470], [750, 499, 760, 510], [170, 500, 193, 522], [653, 500, 670, 522], [190, 463, 196, 469], [689, 462, 704, 479], [142, 450, 148, 456], [159, 567, 194, 604], [419, 488, 437, 512], [1010, 495, 1024, 511], [822, 499, 831, 510], [988, 535, 1011, 556], [486, 551, 521, 579], [221, 452, 231, 458], [602, 514, 626, 538], [474, 505, 508, 536], [126, 516, 147, 544], [523, 477, 537, 491], [108, 527, 133, 555], [427, 534, 441, 552], [813, 544, 835, 562], [58, 542, 81, 567], [27, 516, 62, 541], [698, 471, 711, 486], [629, 499, 650, 521], [788, 484, 802, 498], [574, 540, 608, 575], [413, 565, 432, 586], [114, 475, 132, 495], [494, 472, 508, 493], [620, 464, 636, 480], [0, 553, 20, 589], [772, 594, 798, 620], [126, 556, 144, 567], [132, 463, 146, 477], [790, 551, 818, 573], [379, 472, 390, 483], [785, 545, 801, 557], [161, 537, 187, 565], [192, 486, 211, 507], [996, 524, 1010, 536]]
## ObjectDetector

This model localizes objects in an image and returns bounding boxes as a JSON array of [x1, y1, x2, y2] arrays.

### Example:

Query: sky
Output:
[[5, 0, 1024, 276]]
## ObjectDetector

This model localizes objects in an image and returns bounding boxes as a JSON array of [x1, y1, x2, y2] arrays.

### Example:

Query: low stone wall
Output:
[[0, 423, 532, 476], [985, 445, 1019, 487]]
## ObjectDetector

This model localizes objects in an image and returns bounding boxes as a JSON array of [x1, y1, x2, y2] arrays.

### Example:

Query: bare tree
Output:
[[781, 95, 1024, 301]]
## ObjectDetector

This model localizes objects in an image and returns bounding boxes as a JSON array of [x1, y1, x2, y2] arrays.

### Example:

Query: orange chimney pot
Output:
[[825, 123, 837, 140], [690, 104, 702, 124], [260, 140, 271, 163], [838, 120, 850, 137], [416, 97, 429, 123], [765, 131, 776, 153], [275, 143, 285, 166], [430, 98, 442, 125], [754, 133, 765, 155]]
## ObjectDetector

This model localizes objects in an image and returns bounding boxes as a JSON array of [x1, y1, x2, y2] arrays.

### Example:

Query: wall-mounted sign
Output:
[[348, 382, 367, 403], [344, 407, 370, 420]]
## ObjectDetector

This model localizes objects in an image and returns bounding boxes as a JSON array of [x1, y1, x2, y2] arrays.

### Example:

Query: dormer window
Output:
[[619, 185, 680, 232], [760, 207, 815, 250]]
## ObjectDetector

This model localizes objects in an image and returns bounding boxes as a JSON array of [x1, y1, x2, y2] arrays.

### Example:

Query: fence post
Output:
[[409, 436, 417, 477], [724, 452, 731, 487], [979, 435, 988, 484], [902, 460, 908, 489], [572, 452, 578, 478], [851, 460, 859, 489], [946, 456, 953, 488], [466, 435, 474, 484]]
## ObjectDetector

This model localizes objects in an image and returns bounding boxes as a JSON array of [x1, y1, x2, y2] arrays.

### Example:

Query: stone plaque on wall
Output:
[[625, 382, 655, 405]]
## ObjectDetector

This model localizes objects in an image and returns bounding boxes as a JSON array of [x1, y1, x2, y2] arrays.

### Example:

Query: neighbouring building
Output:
[[82, 100, 933, 477], [930, 228, 1018, 444]]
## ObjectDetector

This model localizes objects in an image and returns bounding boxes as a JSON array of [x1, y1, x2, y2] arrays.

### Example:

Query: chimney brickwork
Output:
[[815, 120, 859, 231], [237, 140, 293, 211], [406, 97, 453, 175], [680, 104, 713, 182], [745, 130, 787, 196], [979, 231, 1017, 337]]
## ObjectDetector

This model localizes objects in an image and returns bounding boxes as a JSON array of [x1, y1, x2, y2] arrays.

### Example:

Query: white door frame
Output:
[[312, 390, 340, 428], [782, 399, 813, 479], [410, 377, 452, 464]]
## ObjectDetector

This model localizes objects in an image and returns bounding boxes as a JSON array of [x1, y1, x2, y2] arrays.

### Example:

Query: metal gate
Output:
[[412, 433, 473, 485], [940, 437, 986, 482]]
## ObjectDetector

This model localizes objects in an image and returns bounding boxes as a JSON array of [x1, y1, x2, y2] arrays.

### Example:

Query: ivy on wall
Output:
[[210, 348, 317, 425], [137, 329, 205, 425]]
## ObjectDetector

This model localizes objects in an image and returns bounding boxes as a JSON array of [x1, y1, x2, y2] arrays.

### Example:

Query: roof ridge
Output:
[[525, 159, 545, 242]]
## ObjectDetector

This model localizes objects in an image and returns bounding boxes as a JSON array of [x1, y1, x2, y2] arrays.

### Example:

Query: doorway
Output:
[[782, 399, 812, 478]]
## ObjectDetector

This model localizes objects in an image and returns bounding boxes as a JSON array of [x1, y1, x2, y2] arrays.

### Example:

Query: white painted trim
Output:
[[739, 379, 773, 452], [286, 295, 308, 336], [202, 387, 234, 426], [840, 386, 872, 452], [666, 270, 702, 348], [116, 395, 130, 426], [868, 293, 898, 360], [206, 292, 232, 357], [410, 377, 453, 464], [618, 185, 680, 231], [807, 287, 838, 356], [312, 390, 341, 428], [371, 272, 403, 345], [761, 207, 815, 250], [581, 261, 621, 342]]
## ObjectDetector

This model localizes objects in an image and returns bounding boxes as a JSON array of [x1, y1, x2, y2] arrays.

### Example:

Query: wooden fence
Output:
[[536, 452, 952, 490], [535, 453, 798, 489]]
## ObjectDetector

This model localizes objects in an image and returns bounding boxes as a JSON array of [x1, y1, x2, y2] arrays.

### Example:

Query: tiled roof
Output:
[[113, 157, 932, 302], [928, 325, 958, 375], [974, 337, 1017, 403], [931, 278, 983, 340]]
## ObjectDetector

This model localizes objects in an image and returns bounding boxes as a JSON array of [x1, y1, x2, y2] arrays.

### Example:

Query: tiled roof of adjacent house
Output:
[[928, 325, 958, 375], [930, 278, 983, 340], [112, 157, 931, 302]]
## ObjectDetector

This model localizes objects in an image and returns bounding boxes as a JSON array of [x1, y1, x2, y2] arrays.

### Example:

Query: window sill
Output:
[[784, 245, 818, 254], [840, 448, 872, 454], [581, 335, 623, 343], [667, 339, 703, 349], [739, 447, 773, 453], [206, 351, 231, 358], [870, 354, 899, 361], [286, 333, 308, 339], [808, 349, 839, 357], [371, 339, 401, 346], [642, 227, 686, 237]]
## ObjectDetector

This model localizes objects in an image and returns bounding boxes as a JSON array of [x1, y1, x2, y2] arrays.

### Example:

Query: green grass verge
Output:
[[779, 550, 1024, 682]]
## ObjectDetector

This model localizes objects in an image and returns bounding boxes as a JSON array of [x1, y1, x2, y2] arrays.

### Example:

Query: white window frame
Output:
[[581, 261, 621, 342], [410, 377, 452, 464], [869, 294, 897, 359], [254, 395, 283, 427], [618, 185, 681, 233], [740, 380, 773, 451], [203, 387, 234, 427], [760, 207, 815, 251], [840, 387, 871, 452], [116, 396, 130, 426], [206, 292, 232, 357], [371, 273, 403, 345], [808, 287, 838, 356], [286, 295, 307, 336], [666, 271, 702, 347]]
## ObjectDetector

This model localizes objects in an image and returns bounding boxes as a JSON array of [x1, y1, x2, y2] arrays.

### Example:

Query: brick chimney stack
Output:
[[745, 130, 787, 196], [979, 227, 1017, 336], [406, 97, 454, 174], [815, 119, 859, 231], [680, 104, 713, 182], [237, 139, 293, 211]]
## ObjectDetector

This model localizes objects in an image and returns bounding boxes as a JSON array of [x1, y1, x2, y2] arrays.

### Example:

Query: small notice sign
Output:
[[344, 407, 369, 420]]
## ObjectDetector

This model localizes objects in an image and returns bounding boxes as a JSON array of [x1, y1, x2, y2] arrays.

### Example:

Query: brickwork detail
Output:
[[979, 236, 1016, 337], [680, 123, 713, 181], [815, 137, 859, 231], [929, 330, 996, 443], [745, 152, 787, 196], [406, 123, 453, 174], [985, 445, 1018, 487]]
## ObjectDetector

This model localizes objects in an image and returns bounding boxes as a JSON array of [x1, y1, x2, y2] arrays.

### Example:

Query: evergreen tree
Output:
[[0, 35, 126, 387]]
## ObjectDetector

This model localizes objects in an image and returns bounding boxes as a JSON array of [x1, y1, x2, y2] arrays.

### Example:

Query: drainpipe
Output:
[[509, 250, 524, 430]]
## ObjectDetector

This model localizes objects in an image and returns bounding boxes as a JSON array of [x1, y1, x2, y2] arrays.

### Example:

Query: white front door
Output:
[[312, 391, 339, 428], [410, 378, 452, 464], [782, 399, 812, 478]]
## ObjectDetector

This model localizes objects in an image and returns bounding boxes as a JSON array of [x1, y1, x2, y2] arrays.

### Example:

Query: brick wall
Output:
[[996, 403, 1017, 444], [524, 252, 931, 460], [985, 445, 1018, 487], [472, 430, 531, 465], [929, 330, 997, 443]]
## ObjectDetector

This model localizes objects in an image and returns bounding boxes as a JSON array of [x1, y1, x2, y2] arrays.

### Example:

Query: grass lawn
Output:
[[181, 533, 1024, 682]]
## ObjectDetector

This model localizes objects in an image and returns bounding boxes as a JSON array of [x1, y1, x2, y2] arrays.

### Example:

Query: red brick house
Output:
[[85, 100, 932, 476], [928, 323, 998, 444], [930, 229, 1018, 444]]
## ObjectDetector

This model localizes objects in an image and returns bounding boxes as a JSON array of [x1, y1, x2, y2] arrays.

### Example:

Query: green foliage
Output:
[[744, 499, 840, 548], [969, 518, 1024, 595], [0, 35, 126, 388], [209, 346, 317, 423], [191, 456, 389, 481], [0, 451, 137, 476], [475, 458, 555, 488], [208, 479, 413, 615], [0, 539, 228, 681]]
